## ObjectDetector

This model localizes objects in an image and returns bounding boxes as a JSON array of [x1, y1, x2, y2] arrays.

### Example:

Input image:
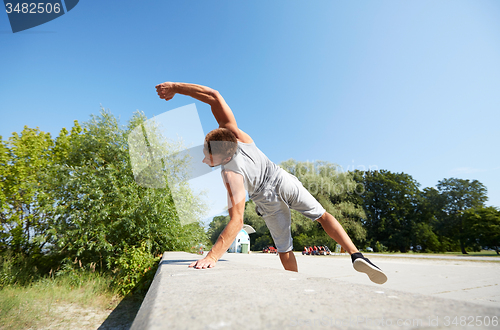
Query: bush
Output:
[[0, 251, 42, 288], [253, 235, 273, 251], [374, 241, 387, 253], [111, 242, 161, 296]]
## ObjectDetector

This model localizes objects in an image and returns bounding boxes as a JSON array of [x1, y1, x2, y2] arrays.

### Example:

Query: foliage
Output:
[[411, 222, 440, 252], [374, 241, 387, 253], [354, 172, 489, 253], [435, 178, 488, 254], [0, 108, 210, 295], [111, 242, 161, 295], [280, 159, 366, 246], [0, 137, 8, 237], [354, 170, 422, 252], [127, 114, 209, 225], [44, 109, 208, 271], [207, 162, 495, 255], [207, 215, 230, 244], [0, 127, 54, 256], [0, 250, 41, 288], [463, 206, 500, 254], [417, 187, 459, 252]]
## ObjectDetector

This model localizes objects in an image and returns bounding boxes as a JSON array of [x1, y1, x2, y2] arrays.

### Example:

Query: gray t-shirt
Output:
[[221, 141, 284, 198]]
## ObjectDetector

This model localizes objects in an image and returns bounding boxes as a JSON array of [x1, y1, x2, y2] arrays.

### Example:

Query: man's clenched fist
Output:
[[156, 82, 176, 101]]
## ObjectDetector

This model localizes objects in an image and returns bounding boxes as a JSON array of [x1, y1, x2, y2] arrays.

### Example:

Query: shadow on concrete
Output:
[[97, 295, 143, 330]]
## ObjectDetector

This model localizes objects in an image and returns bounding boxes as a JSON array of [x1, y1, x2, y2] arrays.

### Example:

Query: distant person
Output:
[[156, 82, 387, 284]]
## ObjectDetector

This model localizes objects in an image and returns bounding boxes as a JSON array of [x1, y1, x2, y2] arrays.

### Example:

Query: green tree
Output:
[[463, 207, 500, 254], [418, 187, 459, 252], [207, 215, 230, 244], [46, 109, 208, 272], [436, 178, 488, 254], [280, 160, 366, 250], [356, 170, 421, 252], [0, 136, 9, 250], [0, 127, 54, 256]]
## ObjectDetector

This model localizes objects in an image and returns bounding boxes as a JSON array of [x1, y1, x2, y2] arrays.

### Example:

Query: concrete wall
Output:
[[131, 252, 500, 329]]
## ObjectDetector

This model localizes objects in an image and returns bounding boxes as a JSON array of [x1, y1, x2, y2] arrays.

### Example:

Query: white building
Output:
[[228, 225, 255, 253]]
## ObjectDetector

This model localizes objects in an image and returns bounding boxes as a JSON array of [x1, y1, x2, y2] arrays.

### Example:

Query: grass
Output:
[[0, 271, 135, 330]]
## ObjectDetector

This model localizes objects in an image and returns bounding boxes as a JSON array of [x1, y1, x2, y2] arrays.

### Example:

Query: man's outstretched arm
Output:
[[189, 171, 246, 269], [156, 82, 243, 138]]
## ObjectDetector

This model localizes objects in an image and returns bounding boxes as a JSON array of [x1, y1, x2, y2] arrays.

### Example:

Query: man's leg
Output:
[[255, 192, 297, 273], [316, 212, 359, 254], [278, 251, 298, 272], [278, 172, 387, 284], [317, 212, 387, 284]]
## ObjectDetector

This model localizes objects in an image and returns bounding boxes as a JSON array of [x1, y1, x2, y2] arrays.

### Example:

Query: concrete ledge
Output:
[[131, 252, 500, 329]]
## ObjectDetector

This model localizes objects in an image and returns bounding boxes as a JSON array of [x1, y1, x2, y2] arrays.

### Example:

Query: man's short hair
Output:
[[205, 128, 238, 159]]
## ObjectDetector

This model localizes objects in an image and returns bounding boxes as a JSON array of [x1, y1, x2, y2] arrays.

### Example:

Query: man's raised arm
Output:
[[155, 82, 239, 135]]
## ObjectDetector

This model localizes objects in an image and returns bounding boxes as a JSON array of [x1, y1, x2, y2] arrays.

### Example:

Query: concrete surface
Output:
[[131, 252, 500, 330], [221, 252, 500, 307], [368, 253, 500, 262]]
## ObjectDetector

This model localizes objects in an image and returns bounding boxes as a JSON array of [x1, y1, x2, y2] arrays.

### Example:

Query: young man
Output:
[[155, 82, 387, 284]]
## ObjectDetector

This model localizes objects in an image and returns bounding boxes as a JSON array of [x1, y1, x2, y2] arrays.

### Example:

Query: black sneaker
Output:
[[351, 252, 387, 285]]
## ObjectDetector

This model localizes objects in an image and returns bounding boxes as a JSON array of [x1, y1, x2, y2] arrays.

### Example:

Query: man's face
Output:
[[202, 148, 226, 167]]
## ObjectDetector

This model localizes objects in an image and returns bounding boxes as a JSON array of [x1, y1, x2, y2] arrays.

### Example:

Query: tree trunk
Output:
[[459, 238, 468, 254]]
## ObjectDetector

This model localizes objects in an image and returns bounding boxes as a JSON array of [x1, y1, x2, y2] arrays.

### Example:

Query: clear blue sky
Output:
[[1, 0, 499, 208]]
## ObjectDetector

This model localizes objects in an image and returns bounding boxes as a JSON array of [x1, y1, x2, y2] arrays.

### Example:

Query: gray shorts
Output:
[[252, 172, 326, 253]]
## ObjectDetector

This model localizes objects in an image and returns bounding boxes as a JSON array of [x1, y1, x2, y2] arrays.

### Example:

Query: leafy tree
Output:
[[411, 222, 440, 252], [418, 187, 459, 252], [436, 178, 488, 254], [207, 215, 230, 244], [356, 170, 421, 252], [0, 136, 9, 250], [463, 207, 500, 254], [45, 109, 209, 273], [280, 159, 366, 250], [0, 127, 54, 256]]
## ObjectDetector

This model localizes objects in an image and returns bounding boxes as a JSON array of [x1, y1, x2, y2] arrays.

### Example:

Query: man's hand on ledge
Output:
[[189, 256, 217, 269]]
